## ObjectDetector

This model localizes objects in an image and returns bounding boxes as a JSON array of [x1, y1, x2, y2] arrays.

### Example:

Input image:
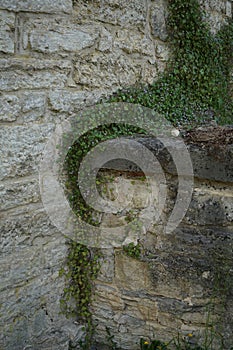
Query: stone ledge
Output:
[[103, 129, 233, 183]]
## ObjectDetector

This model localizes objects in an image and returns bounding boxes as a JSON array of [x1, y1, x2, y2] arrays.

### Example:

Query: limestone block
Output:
[[185, 187, 233, 226], [21, 91, 46, 122], [49, 89, 88, 112], [0, 206, 59, 253], [0, 92, 46, 122], [0, 70, 68, 91], [114, 251, 153, 291], [0, 94, 20, 121], [0, 57, 71, 70], [98, 28, 113, 53], [74, 51, 141, 89], [0, 178, 40, 210], [94, 284, 124, 310], [74, 0, 147, 29], [0, 11, 15, 54], [0, 124, 53, 180], [26, 19, 99, 53], [114, 29, 155, 58], [0, 251, 81, 350], [150, 2, 168, 41], [0, 0, 72, 14]]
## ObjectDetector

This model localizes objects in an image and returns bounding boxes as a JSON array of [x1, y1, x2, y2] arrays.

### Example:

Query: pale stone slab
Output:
[[0, 70, 67, 91], [0, 11, 15, 53], [0, 124, 53, 180], [0, 92, 46, 122], [0, 178, 40, 211], [0, 0, 72, 14]]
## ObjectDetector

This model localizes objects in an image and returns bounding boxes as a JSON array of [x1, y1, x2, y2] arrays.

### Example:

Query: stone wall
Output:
[[92, 136, 233, 349], [0, 1, 232, 349]]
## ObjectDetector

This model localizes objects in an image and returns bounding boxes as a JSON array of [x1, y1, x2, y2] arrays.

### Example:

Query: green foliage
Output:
[[60, 241, 101, 322], [123, 242, 141, 259], [108, 0, 233, 127], [140, 331, 229, 350], [60, 2, 233, 348], [140, 338, 169, 350], [64, 123, 145, 225], [106, 327, 118, 350]]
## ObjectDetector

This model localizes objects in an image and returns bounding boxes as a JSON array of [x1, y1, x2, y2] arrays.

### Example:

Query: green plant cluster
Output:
[[64, 123, 145, 225], [108, 0, 233, 127], [141, 330, 232, 350], [60, 0, 233, 347], [59, 241, 101, 322], [123, 242, 141, 259]]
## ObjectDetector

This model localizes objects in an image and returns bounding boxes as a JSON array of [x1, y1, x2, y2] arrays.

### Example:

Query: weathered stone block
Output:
[[98, 27, 113, 53], [0, 57, 71, 70], [185, 187, 233, 226], [0, 94, 20, 121], [114, 251, 153, 292], [0, 178, 40, 210], [23, 18, 99, 53], [0, 70, 68, 91], [0, 0, 72, 14], [0, 11, 15, 54], [150, 2, 168, 41], [114, 29, 155, 58], [49, 89, 87, 112], [21, 91, 46, 122], [0, 124, 53, 180], [74, 0, 147, 29], [74, 51, 142, 89], [0, 92, 46, 122], [0, 206, 59, 253], [48, 89, 106, 113]]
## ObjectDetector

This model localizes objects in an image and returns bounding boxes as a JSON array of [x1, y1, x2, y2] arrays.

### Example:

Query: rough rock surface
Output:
[[0, 0, 232, 349]]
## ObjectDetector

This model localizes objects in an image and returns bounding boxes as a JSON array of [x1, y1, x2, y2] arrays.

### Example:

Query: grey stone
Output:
[[0, 11, 15, 54], [0, 57, 72, 70], [185, 191, 233, 226], [74, 51, 142, 89], [114, 29, 155, 58], [226, 1, 232, 17], [29, 28, 98, 53], [21, 91, 46, 122], [150, 3, 168, 41], [0, 0, 72, 14], [0, 124, 54, 180], [0, 70, 68, 91], [49, 89, 88, 112], [0, 178, 40, 210], [105, 136, 233, 183], [74, 0, 147, 29], [98, 28, 113, 53], [48, 89, 107, 113], [0, 206, 59, 253], [21, 17, 99, 53], [0, 94, 20, 121], [0, 92, 46, 122]]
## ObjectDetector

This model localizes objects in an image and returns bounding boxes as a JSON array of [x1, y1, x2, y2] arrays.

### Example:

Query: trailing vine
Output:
[[60, 241, 101, 321], [108, 0, 233, 127], [64, 123, 145, 225], [60, 0, 233, 348]]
